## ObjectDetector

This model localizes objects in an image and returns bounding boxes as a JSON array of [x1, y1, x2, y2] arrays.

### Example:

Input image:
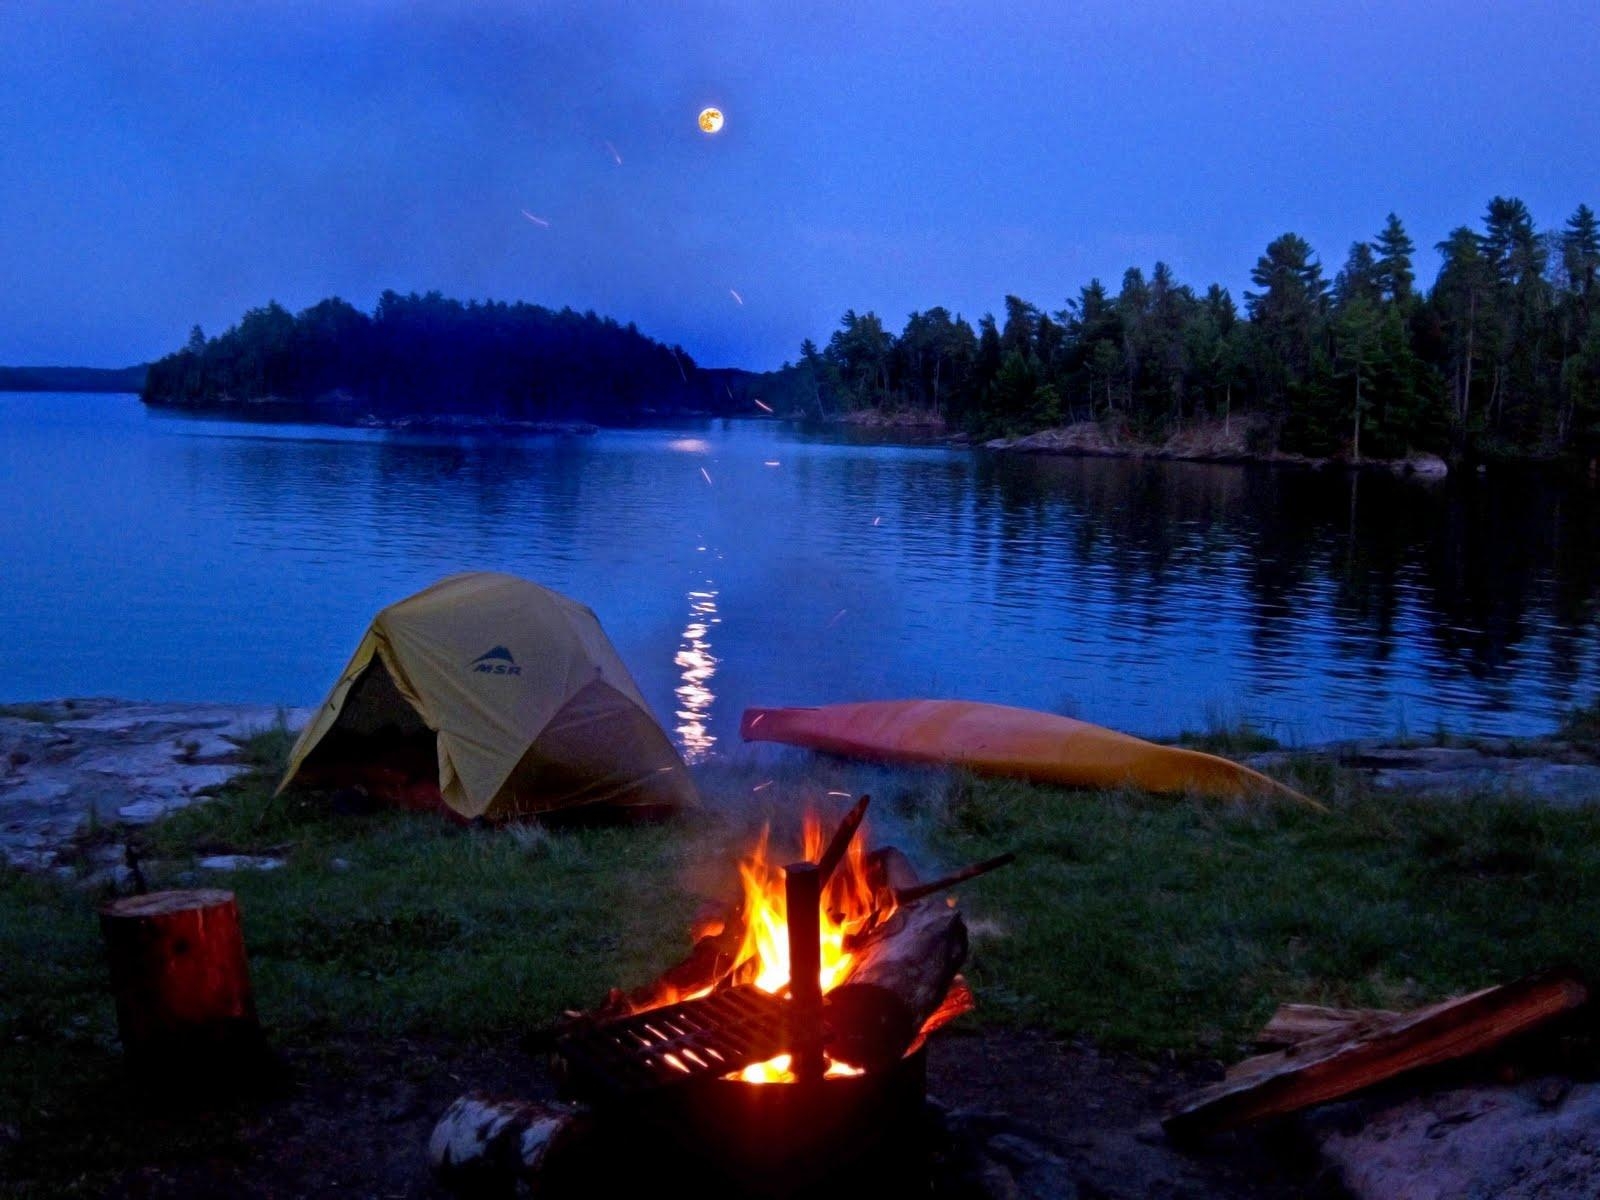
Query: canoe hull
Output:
[[740, 700, 1308, 803]]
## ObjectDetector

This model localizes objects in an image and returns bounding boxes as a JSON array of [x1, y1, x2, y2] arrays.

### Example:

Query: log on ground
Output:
[[429, 1094, 593, 1190], [1164, 968, 1589, 1142]]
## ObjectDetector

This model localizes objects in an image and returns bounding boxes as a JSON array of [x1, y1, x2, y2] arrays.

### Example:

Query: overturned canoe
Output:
[[740, 700, 1317, 806]]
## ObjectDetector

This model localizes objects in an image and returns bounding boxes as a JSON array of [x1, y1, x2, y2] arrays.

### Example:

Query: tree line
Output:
[[141, 290, 726, 422], [770, 198, 1600, 461]]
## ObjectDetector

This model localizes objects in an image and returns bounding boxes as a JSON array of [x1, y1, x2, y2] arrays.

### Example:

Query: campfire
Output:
[[562, 796, 1009, 1093], [430, 796, 1014, 1195]]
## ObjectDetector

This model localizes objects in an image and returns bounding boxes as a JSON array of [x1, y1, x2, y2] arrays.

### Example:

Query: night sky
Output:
[[3, 1, 1596, 370]]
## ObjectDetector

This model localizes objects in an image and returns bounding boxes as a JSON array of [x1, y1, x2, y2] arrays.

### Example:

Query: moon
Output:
[[698, 107, 724, 134]]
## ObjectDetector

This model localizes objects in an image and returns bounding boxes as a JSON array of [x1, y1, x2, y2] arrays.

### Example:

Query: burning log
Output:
[[98, 888, 269, 1080], [816, 794, 870, 886], [1164, 967, 1589, 1142], [428, 1094, 593, 1190], [826, 899, 969, 1072]]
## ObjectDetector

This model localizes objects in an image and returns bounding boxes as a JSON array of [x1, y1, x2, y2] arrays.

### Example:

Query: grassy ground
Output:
[[6, 733, 1600, 1192]]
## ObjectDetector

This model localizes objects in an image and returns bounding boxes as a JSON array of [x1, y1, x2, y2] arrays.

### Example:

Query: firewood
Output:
[[891, 852, 1015, 906], [588, 905, 749, 1022], [99, 888, 268, 1079], [1251, 1003, 1403, 1052], [817, 794, 870, 886], [826, 899, 969, 1071], [867, 845, 922, 893], [429, 1093, 593, 1189], [1164, 968, 1589, 1141]]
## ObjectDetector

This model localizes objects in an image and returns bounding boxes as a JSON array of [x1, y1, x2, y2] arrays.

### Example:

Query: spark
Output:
[[670, 348, 687, 382], [700, 467, 713, 486], [729, 288, 744, 306], [764, 460, 781, 467], [752, 780, 774, 793], [753, 398, 774, 414], [604, 140, 623, 165], [749, 712, 765, 727], [519, 210, 549, 227], [872, 516, 881, 526], [825, 790, 851, 798], [827, 609, 847, 627]]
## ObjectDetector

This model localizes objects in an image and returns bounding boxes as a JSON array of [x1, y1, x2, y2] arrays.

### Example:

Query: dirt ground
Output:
[[69, 1029, 1337, 1199]]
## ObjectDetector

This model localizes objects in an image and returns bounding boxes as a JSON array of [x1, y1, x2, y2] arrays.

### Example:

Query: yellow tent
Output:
[[279, 572, 697, 820]]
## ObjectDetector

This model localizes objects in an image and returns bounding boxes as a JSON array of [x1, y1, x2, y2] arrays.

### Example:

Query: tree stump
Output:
[[99, 888, 268, 1081]]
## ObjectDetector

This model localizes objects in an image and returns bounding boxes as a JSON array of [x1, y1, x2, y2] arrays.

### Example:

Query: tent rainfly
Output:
[[278, 572, 697, 820]]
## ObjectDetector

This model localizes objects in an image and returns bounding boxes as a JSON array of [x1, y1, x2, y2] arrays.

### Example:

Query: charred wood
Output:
[[827, 900, 969, 1071]]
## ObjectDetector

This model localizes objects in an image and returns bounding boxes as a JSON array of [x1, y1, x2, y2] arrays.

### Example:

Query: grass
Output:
[[1171, 723, 1282, 756], [7, 736, 1600, 1190], [1168, 702, 1284, 756]]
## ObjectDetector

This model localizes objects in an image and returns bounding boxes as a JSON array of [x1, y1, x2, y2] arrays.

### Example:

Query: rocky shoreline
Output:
[[0, 699, 311, 871], [6, 698, 1599, 873], [982, 420, 1451, 476]]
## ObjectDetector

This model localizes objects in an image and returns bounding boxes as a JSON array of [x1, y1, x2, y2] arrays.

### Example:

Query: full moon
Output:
[[698, 107, 724, 134]]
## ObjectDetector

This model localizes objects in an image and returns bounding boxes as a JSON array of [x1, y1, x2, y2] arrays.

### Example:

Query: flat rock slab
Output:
[[198, 855, 286, 872], [1249, 741, 1600, 807], [1311, 1078, 1600, 1200], [0, 699, 310, 869]]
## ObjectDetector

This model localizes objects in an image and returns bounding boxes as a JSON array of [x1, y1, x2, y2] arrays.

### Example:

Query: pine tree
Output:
[[1372, 213, 1416, 304]]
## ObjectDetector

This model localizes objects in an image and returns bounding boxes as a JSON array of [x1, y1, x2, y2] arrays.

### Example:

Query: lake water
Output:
[[4, 391, 1599, 754]]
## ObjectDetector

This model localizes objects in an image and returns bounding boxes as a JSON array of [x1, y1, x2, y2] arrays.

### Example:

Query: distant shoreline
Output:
[[978, 419, 1452, 476]]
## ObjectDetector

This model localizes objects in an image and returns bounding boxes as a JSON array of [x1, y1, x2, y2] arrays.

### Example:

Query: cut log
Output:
[[1164, 968, 1589, 1141], [1252, 1003, 1403, 1052], [429, 1093, 593, 1190], [99, 888, 267, 1078], [826, 899, 969, 1071]]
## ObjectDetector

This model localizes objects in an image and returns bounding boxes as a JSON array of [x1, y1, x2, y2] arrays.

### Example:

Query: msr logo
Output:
[[469, 646, 522, 676]]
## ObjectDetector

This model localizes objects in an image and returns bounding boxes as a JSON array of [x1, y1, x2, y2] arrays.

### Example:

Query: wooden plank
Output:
[[1251, 1003, 1404, 1052], [1164, 968, 1588, 1141]]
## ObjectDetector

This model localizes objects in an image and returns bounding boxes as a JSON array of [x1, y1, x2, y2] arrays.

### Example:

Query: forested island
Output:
[[140, 290, 749, 426], [139, 198, 1600, 464], [763, 198, 1600, 465], [0, 365, 147, 393]]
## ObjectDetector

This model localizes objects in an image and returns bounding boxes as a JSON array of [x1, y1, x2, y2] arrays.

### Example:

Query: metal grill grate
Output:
[[559, 986, 791, 1100]]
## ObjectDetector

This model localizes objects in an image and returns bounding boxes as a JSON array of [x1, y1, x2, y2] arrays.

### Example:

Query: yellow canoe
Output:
[[740, 699, 1317, 807]]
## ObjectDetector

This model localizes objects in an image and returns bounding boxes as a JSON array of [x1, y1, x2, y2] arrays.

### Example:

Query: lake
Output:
[[4, 392, 1599, 755]]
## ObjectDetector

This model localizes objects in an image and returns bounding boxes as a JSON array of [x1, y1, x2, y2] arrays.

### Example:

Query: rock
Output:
[[1249, 740, 1600, 808], [117, 800, 173, 824], [985, 1132, 1079, 1199], [198, 855, 285, 872], [1312, 1079, 1600, 1200], [0, 700, 309, 867], [1396, 452, 1449, 478]]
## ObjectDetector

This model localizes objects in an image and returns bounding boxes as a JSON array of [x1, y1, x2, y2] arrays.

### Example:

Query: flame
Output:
[[610, 807, 966, 1087], [725, 812, 885, 1083]]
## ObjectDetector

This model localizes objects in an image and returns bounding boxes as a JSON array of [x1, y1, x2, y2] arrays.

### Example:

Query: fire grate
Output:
[[559, 985, 793, 1100]]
